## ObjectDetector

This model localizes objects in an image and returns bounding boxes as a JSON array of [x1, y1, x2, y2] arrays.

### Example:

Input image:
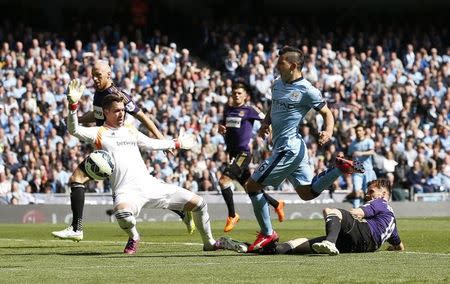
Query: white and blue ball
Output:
[[85, 150, 115, 180]]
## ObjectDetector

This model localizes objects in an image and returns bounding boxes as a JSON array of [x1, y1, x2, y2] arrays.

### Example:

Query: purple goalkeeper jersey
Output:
[[222, 104, 264, 157], [361, 198, 402, 248], [93, 85, 140, 126]]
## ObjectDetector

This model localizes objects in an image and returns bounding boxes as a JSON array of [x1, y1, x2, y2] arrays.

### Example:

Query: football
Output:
[[84, 150, 115, 180]]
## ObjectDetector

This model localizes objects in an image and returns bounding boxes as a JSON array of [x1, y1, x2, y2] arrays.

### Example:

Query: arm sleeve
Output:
[[136, 131, 176, 151], [67, 110, 98, 144], [306, 85, 326, 111], [248, 105, 265, 121], [110, 86, 141, 115]]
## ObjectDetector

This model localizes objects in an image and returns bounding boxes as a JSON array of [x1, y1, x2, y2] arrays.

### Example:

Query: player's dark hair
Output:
[[102, 93, 124, 110], [279, 46, 305, 71], [367, 179, 392, 197], [232, 81, 250, 94]]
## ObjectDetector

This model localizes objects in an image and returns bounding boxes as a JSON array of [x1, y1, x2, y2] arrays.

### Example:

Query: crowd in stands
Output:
[[0, 18, 449, 204]]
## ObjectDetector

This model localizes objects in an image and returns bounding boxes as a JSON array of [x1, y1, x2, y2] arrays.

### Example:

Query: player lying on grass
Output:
[[64, 83, 222, 254], [220, 178, 404, 255]]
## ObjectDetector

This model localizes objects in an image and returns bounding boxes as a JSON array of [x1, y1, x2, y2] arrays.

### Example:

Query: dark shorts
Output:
[[223, 152, 251, 184], [335, 209, 377, 253]]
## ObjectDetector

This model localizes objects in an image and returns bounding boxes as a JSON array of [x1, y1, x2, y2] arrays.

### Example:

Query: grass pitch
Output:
[[1, 217, 449, 283]]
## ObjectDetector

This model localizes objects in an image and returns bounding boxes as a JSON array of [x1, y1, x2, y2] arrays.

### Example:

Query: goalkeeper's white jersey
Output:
[[67, 110, 175, 192]]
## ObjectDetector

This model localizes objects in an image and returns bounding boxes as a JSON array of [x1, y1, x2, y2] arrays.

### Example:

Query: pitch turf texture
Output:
[[1, 218, 449, 283]]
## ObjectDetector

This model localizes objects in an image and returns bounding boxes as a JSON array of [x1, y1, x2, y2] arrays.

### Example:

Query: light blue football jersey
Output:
[[270, 77, 325, 151], [348, 138, 375, 170]]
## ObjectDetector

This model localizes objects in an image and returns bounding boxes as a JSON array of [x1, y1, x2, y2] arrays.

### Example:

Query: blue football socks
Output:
[[311, 168, 341, 196], [249, 192, 273, 236]]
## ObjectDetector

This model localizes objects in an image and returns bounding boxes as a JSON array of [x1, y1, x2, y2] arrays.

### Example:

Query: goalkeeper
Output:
[[60, 87, 222, 254], [52, 61, 194, 242]]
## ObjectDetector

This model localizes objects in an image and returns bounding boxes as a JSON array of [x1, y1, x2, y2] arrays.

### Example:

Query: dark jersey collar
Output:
[[287, 76, 304, 84]]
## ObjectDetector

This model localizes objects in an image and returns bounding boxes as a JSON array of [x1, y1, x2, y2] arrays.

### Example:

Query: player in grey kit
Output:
[[219, 82, 285, 232], [220, 178, 405, 255]]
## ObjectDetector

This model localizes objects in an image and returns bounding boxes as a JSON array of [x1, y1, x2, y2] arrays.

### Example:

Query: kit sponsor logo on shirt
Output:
[[226, 117, 242, 128]]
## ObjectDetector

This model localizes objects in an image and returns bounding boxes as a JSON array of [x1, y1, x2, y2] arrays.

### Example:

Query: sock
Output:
[[70, 182, 85, 231], [220, 183, 236, 217], [192, 199, 215, 246], [325, 213, 341, 243], [115, 209, 140, 240], [311, 168, 341, 197], [171, 209, 185, 219], [262, 189, 279, 208], [249, 192, 273, 235]]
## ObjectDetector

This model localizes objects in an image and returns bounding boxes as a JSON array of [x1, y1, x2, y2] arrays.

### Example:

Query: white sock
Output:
[[115, 209, 140, 240], [192, 199, 215, 246]]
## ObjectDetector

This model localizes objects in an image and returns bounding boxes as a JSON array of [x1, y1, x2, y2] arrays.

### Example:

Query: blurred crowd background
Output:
[[0, 0, 449, 204]]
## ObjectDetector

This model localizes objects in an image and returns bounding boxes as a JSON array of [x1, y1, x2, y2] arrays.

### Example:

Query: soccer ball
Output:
[[84, 150, 115, 180]]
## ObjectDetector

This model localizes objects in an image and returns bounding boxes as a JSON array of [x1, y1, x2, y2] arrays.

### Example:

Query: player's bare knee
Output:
[[184, 195, 204, 211], [191, 197, 207, 212], [70, 167, 90, 184], [219, 175, 232, 188], [245, 178, 263, 194], [295, 185, 314, 201], [323, 208, 342, 219]]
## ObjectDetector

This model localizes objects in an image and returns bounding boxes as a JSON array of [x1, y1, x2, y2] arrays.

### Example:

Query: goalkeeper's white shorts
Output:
[[113, 176, 196, 216]]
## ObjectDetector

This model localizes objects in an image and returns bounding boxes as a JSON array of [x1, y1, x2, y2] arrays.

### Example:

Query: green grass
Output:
[[1, 218, 450, 283]]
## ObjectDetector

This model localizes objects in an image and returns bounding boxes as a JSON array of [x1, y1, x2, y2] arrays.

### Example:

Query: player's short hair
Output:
[[232, 81, 250, 94], [279, 46, 305, 71], [367, 179, 392, 197], [102, 94, 124, 110]]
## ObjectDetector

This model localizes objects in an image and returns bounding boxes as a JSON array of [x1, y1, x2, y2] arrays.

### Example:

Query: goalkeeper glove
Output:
[[67, 79, 85, 110], [173, 132, 197, 150]]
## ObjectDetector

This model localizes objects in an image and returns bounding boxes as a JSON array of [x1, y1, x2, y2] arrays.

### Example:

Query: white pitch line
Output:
[[0, 238, 203, 246], [400, 251, 450, 257], [2, 239, 450, 257]]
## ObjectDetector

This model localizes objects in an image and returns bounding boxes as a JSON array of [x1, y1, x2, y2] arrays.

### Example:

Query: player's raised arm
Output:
[[66, 79, 98, 143]]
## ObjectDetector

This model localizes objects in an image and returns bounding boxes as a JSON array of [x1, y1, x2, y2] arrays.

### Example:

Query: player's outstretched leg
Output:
[[302, 156, 365, 200], [115, 209, 140, 254], [188, 197, 222, 251]]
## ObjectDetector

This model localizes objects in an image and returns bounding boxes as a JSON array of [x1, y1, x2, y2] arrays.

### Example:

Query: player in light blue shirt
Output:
[[245, 46, 364, 252], [348, 124, 377, 207]]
